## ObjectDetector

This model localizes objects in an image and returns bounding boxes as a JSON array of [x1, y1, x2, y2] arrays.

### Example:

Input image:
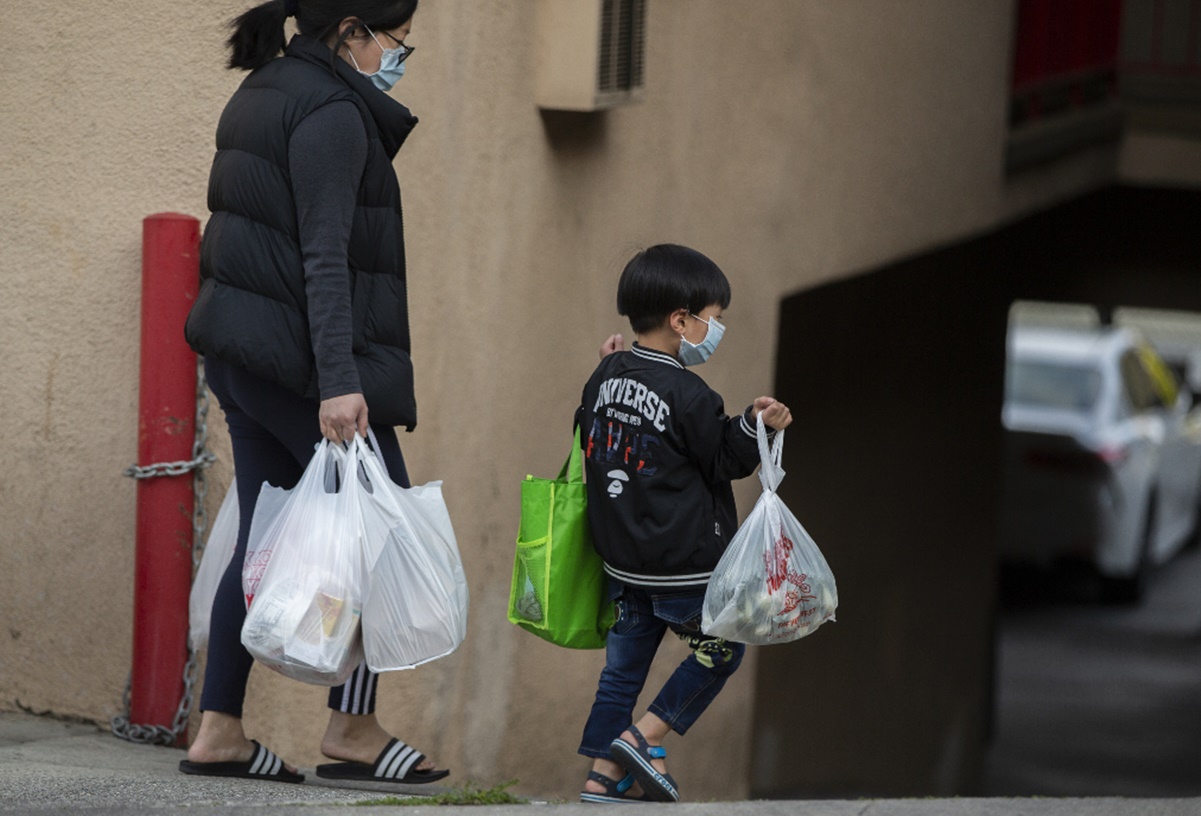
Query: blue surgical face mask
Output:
[[352, 27, 407, 91], [678, 314, 725, 366]]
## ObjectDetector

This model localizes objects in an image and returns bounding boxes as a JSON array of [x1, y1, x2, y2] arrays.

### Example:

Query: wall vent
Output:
[[536, 0, 647, 111]]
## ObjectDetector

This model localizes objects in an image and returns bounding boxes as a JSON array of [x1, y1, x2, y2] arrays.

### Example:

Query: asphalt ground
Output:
[[1, 711, 1199, 815], [986, 544, 1201, 797]]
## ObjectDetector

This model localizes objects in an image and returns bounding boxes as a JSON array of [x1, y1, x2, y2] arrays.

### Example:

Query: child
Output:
[[575, 244, 792, 803]]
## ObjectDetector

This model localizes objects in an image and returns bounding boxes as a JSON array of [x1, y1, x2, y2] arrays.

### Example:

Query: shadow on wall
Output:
[[749, 185, 1201, 799], [540, 109, 609, 154]]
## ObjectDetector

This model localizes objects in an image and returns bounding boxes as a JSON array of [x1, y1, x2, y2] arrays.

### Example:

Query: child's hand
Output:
[[599, 333, 625, 358], [752, 396, 792, 431]]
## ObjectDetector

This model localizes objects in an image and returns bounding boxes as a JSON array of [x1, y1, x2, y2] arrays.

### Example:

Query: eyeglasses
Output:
[[378, 30, 415, 62]]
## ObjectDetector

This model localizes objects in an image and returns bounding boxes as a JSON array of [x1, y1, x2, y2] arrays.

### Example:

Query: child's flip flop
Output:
[[609, 726, 680, 802]]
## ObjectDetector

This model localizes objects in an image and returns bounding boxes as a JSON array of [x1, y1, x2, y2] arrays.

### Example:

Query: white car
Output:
[[999, 326, 1201, 601]]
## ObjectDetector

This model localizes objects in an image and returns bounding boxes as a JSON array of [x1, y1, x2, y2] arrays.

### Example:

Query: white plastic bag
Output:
[[188, 478, 239, 651], [240, 440, 365, 686], [702, 415, 837, 644], [241, 482, 289, 609], [356, 432, 469, 671]]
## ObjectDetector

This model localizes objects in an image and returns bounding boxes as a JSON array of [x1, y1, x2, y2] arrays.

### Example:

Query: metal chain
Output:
[[123, 454, 215, 480], [112, 361, 212, 746]]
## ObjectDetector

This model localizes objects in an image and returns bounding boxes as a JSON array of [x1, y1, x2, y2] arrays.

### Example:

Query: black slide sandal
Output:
[[315, 738, 449, 784], [178, 740, 304, 784]]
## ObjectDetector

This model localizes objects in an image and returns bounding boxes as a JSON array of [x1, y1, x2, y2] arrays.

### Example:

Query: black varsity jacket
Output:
[[577, 343, 765, 588]]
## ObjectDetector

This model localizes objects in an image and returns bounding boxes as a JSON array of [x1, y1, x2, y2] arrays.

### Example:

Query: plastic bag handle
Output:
[[557, 426, 586, 484], [364, 426, 388, 478], [352, 432, 402, 526], [349, 430, 399, 501], [316, 438, 345, 493], [322, 432, 381, 493], [756, 413, 785, 493]]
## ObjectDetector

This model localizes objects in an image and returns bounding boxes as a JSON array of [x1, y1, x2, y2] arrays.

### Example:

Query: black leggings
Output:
[[199, 356, 409, 717]]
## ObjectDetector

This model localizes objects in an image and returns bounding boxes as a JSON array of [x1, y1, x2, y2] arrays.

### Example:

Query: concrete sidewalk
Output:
[[0, 712, 1197, 816]]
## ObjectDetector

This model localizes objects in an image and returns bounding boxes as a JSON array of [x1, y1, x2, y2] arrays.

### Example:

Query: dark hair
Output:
[[226, 0, 418, 71], [616, 244, 732, 334]]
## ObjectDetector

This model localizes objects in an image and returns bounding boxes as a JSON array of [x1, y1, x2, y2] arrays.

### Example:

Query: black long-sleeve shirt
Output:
[[288, 101, 368, 400]]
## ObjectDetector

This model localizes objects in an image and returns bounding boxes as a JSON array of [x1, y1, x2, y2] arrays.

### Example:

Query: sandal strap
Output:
[[586, 770, 634, 795], [248, 741, 284, 777], [376, 739, 424, 780], [626, 725, 666, 759]]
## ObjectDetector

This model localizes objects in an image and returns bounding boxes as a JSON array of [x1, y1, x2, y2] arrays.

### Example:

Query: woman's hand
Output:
[[320, 393, 369, 442], [599, 333, 625, 358], [752, 396, 792, 431]]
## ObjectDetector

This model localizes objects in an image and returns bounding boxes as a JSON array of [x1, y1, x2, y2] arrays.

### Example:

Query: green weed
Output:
[[351, 779, 526, 806]]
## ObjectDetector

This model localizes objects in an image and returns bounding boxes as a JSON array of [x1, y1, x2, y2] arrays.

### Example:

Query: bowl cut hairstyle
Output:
[[617, 244, 732, 335]]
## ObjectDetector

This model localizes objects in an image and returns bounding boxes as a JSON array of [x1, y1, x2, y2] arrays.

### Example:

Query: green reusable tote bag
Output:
[[508, 428, 615, 649]]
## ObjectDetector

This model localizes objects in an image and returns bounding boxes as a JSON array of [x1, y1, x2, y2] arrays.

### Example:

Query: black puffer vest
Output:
[[185, 35, 419, 429]]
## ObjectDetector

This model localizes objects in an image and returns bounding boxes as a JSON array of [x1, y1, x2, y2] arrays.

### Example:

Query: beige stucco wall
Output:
[[1, 0, 1138, 799]]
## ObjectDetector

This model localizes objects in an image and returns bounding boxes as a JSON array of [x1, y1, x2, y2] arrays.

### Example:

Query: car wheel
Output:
[[1186, 467, 1201, 551], [1103, 490, 1156, 605]]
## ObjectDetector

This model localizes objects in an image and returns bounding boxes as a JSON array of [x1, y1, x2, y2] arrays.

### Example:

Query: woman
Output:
[[180, 0, 444, 785]]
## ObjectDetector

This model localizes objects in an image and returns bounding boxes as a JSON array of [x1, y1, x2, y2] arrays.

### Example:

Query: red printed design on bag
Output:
[[764, 525, 818, 635], [243, 549, 273, 606], [764, 528, 794, 594]]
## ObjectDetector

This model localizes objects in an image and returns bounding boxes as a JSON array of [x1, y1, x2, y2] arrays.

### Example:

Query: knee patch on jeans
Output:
[[676, 631, 739, 671]]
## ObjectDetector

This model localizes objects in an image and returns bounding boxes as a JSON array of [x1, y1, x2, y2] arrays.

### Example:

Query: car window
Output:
[[1121, 349, 1162, 412], [1006, 359, 1101, 411], [1135, 343, 1179, 408]]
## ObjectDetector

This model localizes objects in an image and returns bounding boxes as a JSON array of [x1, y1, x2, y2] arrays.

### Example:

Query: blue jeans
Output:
[[578, 580, 745, 758]]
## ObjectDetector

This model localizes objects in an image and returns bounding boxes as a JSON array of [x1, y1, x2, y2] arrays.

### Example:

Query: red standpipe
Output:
[[130, 213, 201, 744]]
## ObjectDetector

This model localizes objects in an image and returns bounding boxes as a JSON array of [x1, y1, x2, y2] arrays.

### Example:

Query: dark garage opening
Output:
[[749, 185, 1201, 799]]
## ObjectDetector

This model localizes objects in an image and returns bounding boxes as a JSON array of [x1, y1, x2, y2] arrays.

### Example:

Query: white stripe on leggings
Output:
[[337, 663, 376, 715]]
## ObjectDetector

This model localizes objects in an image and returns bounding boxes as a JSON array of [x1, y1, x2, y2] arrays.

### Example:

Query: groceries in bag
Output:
[[507, 427, 614, 649], [240, 440, 364, 685], [702, 415, 837, 644], [355, 432, 469, 671]]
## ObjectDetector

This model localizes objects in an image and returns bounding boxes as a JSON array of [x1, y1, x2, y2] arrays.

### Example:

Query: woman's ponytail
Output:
[[226, 0, 289, 71], [225, 0, 419, 71]]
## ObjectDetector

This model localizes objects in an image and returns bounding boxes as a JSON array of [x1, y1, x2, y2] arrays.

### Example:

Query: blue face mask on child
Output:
[[678, 314, 725, 366], [351, 27, 408, 91]]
